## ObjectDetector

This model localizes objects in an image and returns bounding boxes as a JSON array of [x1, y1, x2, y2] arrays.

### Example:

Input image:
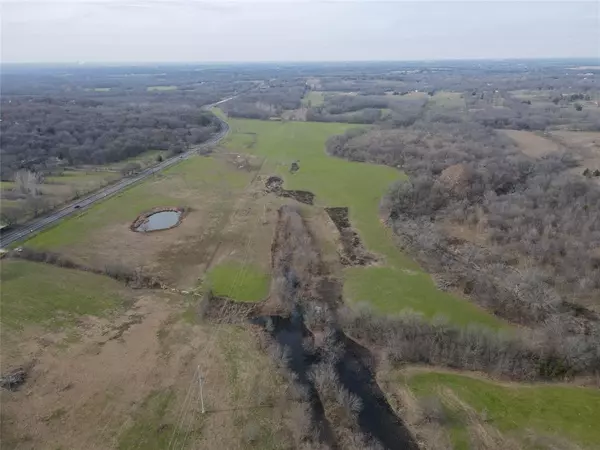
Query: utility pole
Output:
[[198, 365, 205, 414]]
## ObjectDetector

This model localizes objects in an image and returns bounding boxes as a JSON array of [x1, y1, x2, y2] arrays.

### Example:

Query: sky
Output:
[[1, 0, 598, 63]]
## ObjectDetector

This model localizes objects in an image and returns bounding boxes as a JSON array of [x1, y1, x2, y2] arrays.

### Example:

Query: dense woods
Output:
[[0, 64, 250, 224], [220, 81, 307, 119], [328, 122, 600, 326], [0, 98, 222, 177], [0, 63, 295, 180], [1, 99, 220, 175], [342, 307, 600, 381]]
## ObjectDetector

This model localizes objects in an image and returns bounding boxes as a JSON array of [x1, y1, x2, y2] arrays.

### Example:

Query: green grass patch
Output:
[[1, 181, 15, 189], [429, 91, 465, 110], [408, 371, 600, 448], [301, 91, 324, 107], [0, 260, 124, 330], [147, 85, 177, 91], [380, 108, 393, 118], [222, 116, 505, 328], [345, 266, 501, 328], [1, 199, 21, 207], [45, 170, 119, 185], [206, 262, 269, 302]]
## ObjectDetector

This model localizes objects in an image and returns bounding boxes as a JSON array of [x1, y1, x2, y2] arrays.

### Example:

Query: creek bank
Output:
[[265, 175, 315, 205], [199, 205, 417, 449], [325, 207, 377, 266]]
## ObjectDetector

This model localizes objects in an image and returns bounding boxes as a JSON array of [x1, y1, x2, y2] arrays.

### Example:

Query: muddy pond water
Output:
[[252, 307, 418, 450], [134, 210, 181, 232]]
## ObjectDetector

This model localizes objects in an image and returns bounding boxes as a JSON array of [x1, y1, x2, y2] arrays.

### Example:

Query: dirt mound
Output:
[[264, 176, 315, 205], [198, 292, 260, 324], [278, 190, 315, 205], [325, 207, 377, 266], [325, 207, 351, 229], [0, 366, 29, 391], [270, 205, 323, 307], [265, 175, 284, 191]]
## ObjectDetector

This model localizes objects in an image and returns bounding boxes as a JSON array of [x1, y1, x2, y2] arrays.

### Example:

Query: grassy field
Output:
[[114, 324, 297, 450], [428, 91, 466, 110], [550, 130, 600, 150], [549, 131, 600, 175], [223, 116, 505, 328], [45, 169, 119, 186], [107, 150, 167, 170], [1, 170, 120, 224], [499, 129, 563, 158], [25, 180, 173, 250], [301, 90, 325, 107], [26, 157, 241, 250], [206, 261, 270, 302], [22, 152, 280, 296], [404, 370, 600, 449], [0, 260, 125, 331], [1, 155, 161, 215]]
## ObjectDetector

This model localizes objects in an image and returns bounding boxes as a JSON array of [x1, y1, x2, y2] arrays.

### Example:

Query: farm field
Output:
[[380, 368, 600, 450], [549, 131, 600, 168], [550, 130, 600, 150], [24, 153, 278, 291]]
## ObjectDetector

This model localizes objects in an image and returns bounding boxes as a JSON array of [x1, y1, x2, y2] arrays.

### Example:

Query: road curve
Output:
[[0, 101, 233, 248]]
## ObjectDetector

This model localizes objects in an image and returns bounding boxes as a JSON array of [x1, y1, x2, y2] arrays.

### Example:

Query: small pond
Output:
[[134, 210, 181, 232]]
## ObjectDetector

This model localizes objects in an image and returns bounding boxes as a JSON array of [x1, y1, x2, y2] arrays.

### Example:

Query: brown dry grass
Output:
[[1, 290, 298, 450], [499, 129, 563, 158], [281, 107, 308, 122], [550, 131, 600, 183], [376, 369, 451, 450]]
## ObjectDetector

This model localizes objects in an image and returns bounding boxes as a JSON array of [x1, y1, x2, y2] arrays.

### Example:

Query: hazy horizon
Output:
[[2, 0, 599, 64]]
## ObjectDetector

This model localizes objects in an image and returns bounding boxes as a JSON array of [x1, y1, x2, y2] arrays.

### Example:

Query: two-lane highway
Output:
[[0, 102, 232, 248]]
